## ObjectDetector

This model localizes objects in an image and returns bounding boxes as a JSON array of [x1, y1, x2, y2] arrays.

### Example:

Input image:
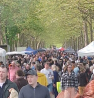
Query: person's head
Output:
[[67, 64, 72, 72], [26, 69, 38, 86], [16, 69, 24, 78], [75, 80, 94, 98], [36, 65, 42, 72], [0, 65, 8, 82], [0, 61, 3, 65], [66, 61, 71, 66], [44, 62, 50, 69], [51, 65, 57, 71], [63, 65, 67, 73], [23, 63, 27, 67], [71, 61, 75, 65], [80, 67, 85, 73], [32, 62, 35, 65], [11, 61, 16, 67], [54, 60, 57, 64], [32, 62, 36, 69], [16, 63, 21, 68], [25, 64, 30, 70], [79, 64, 85, 73]]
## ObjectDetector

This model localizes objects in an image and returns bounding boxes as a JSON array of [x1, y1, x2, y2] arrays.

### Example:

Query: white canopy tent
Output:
[[6, 51, 25, 55], [0, 48, 6, 65], [78, 41, 94, 57]]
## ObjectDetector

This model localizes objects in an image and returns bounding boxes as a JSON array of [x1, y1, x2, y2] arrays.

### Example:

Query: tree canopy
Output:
[[0, 0, 94, 49]]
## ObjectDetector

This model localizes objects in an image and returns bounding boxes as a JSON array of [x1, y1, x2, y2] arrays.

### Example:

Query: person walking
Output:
[[0, 64, 19, 98], [61, 64, 78, 98], [19, 69, 50, 98], [78, 67, 87, 96], [24, 63, 31, 77], [8, 61, 20, 82], [14, 69, 28, 91], [36, 65, 48, 86], [41, 62, 54, 98], [51, 65, 59, 98]]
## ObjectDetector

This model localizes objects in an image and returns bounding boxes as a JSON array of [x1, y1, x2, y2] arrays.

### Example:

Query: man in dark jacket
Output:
[[0, 65, 19, 98], [19, 69, 50, 98]]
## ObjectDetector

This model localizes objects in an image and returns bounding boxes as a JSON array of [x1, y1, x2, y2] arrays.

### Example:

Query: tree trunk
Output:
[[72, 37, 75, 50], [68, 39, 70, 48], [17, 33, 20, 47], [0, 16, 1, 44], [42, 41, 45, 48], [71, 37, 73, 49], [69, 38, 72, 48], [77, 37, 79, 51], [77, 36, 80, 50], [41, 41, 44, 48], [32, 39, 34, 49], [89, 16, 93, 42], [22, 33, 25, 46], [75, 38, 77, 51], [83, 20, 88, 46], [37, 40, 41, 49], [79, 35, 82, 49], [15, 40, 17, 51], [64, 41, 67, 49], [34, 38, 37, 49], [80, 31, 84, 48]]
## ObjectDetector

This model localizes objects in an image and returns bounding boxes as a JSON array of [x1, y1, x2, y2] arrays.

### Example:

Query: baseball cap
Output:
[[26, 69, 37, 76]]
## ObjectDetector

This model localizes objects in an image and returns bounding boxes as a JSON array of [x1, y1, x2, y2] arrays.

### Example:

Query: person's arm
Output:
[[50, 70, 54, 79], [50, 75, 54, 79]]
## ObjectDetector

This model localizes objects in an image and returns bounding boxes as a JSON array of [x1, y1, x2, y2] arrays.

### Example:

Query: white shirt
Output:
[[0, 82, 4, 88], [41, 68, 53, 84]]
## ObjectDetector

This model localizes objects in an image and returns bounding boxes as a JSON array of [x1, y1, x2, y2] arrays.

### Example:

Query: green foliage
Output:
[[0, 0, 94, 48]]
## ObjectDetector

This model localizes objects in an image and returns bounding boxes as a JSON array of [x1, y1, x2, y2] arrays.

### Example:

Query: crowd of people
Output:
[[0, 50, 94, 98]]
